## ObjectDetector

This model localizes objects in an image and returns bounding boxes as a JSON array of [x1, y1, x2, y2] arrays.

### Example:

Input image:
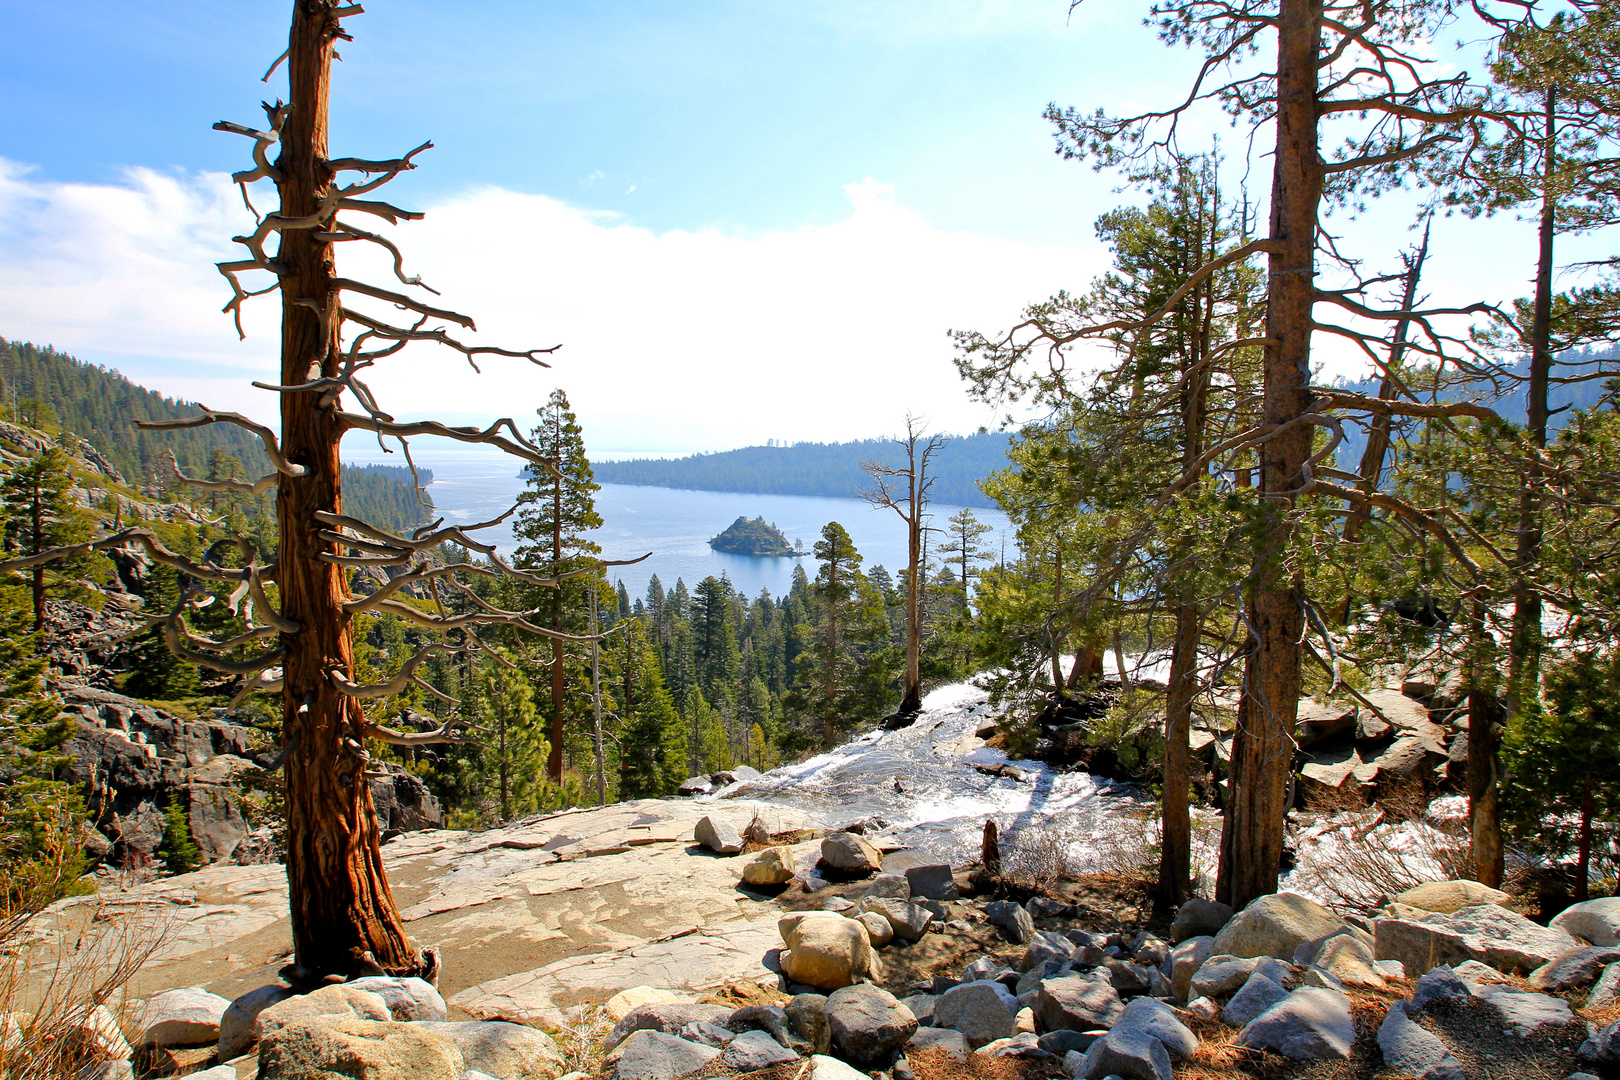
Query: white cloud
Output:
[[0, 159, 1102, 451]]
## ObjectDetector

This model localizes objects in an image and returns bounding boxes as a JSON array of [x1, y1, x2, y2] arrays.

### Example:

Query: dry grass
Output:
[[0, 816, 171, 1080]]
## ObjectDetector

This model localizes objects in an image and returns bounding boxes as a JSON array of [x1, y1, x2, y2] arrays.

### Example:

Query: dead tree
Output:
[[862, 416, 947, 716], [0, 0, 620, 982]]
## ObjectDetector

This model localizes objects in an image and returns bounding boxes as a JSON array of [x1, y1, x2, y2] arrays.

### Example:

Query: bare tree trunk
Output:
[[1510, 86, 1557, 725], [1217, 0, 1320, 912], [277, 0, 413, 979], [592, 600, 606, 806], [548, 464, 565, 781], [1467, 597, 1504, 887], [1158, 603, 1199, 909], [901, 470, 923, 714]]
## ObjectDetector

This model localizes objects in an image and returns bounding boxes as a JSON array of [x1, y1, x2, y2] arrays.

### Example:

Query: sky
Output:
[[0, 1, 1609, 454]]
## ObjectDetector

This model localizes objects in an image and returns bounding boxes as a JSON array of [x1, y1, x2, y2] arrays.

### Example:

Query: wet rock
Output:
[[1236, 987, 1355, 1061], [722, 1029, 799, 1071], [1529, 946, 1620, 992], [345, 976, 447, 1022], [1375, 904, 1579, 976], [824, 984, 918, 1066], [985, 901, 1033, 945], [908, 1027, 970, 1061], [742, 848, 795, 886], [610, 1031, 719, 1080], [414, 1021, 564, 1080], [1112, 998, 1197, 1059], [1210, 892, 1347, 961], [217, 984, 294, 1060], [820, 833, 882, 874], [258, 1018, 463, 1080], [1477, 985, 1574, 1036], [1377, 1002, 1464, 1080], [857, 897, 934, 943], [1222, 972, 1290, 1028], [1392, 879, 1512, 915], [694, 816, 743, 855], [1034, 975, 1124, 1032], [903, 864, 958, 901], [932, 981, 1016, 1048], [605, 1004, 735, 1052], [1167, 936, 1213, 1002], [136, 987, 232, 1048], [1075, 1026, 1172, 1080], [1552, 896, 1620, 947], [857, 912, 895, 948]]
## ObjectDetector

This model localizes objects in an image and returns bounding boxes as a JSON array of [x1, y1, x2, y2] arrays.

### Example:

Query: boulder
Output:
[[820, 833, 882, 874], [1588, 962, 1620, 1009], [1222, 973, 1290, 1028], [1131, 934, 1168, 967], [806, 1053, 872, 1080], [1210, 893, 1346, 961], [784, 995, 833, 1056], [1075, 1026, 1172, 1080], [1529, 946, 1620, 992], [676, 1020, 734, 1048], [903, 864, 958, 901], [217, 984, 294, 1060], [1033, 975, 1124, 1032], [1552, 896, 1620, 947], [1581, 1019, 1620, 1067], [1377, 1002, 1464, 1080], [824, 984, 917, 1066], [1295, 698, 1358, 747], [1375, 904, 1579, 976], [856, 912, 894, 948], [907, 1027, 970, 1061], [604, 988, 690, 1023], [932, 981, 1016, 1048], [1236, 987, 1355, 1061], [778, 909, 847, 943], [610, 1031, 720, 1080], [1409, 966, 1476, 1011], [742, 847, 796, 886], [694, 816, 743, 855], [1022, 930, 1076, 970], [864, 874, 911, 900], [721, 1029, 799, 1071], [257, 1017, 463, 1080], [345, 976, 447, 1022], [857, 897, 934, 943], [257, 984, 392, 1043], [1305, 931, 1386, 989], [605, 1004, 734, 1052], [984, 901, 1034, 945], [1167, 936, 1214, 1002], [1167, 898, 1233, 946], [781, 916, 877, 992], [1104, 960, 1154, 997], [136, 987, 232, 1048], [726, 1004, 790, 1044], [1392, 879, 1512, 915], [1188, 955, 1261, 999], [370, 768, 444, 833], [1112, 998, 1197, 1059], [414, 1021, 564, 1080], [899, 994, 936, 1027], [1476, 985, 1574, 1036], [677, 776, 716, 797]]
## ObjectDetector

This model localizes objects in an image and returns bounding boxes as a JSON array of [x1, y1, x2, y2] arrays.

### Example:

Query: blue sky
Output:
[[0, 2, 1602, 452]]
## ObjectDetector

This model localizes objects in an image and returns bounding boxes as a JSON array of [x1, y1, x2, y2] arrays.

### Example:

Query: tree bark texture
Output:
[[1158, 603, 1199, 909], [276, 0, 414, 979], [1217, 0, 1321, 912]]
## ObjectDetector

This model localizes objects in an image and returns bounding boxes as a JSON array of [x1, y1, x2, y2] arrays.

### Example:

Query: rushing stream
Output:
[[709, 682, 1153, 869]]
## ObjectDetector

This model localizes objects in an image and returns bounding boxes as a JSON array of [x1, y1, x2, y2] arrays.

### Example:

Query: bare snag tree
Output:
[[0, 0, 610, 983], [862, 415, 947, 717]]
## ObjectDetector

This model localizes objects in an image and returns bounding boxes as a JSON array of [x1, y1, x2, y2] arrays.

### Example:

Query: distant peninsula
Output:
[[709, 516, 804, 557]]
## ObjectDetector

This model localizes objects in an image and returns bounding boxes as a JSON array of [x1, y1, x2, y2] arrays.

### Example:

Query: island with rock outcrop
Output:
[[708, 516, 804, 557]]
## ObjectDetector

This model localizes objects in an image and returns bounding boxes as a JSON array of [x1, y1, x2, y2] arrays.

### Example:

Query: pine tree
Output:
[[156, 791, 201, 876], [0, 448, 90, 630], [468, 652, 547, 822], [615, 619, 687, 799], [512, 389, 604, 781], [789, 523, 893, 747]]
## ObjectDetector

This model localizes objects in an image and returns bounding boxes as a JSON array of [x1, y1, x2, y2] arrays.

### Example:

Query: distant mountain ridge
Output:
[[0, 337, 432, 533], [593, 431, 1011, 508]]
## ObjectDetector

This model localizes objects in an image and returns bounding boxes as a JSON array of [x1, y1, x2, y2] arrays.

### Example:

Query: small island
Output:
[[709, 515, 805, 557]]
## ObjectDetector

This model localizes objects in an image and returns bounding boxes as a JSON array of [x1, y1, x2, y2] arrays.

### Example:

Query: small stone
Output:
[[820, 833, 882, 874], [824, 984, 918, 1066], [611, 1031, 720, 1080], [1013, 1007, 1035, 1034], [907, 1027, 970, 1061], [1076, 1026, 1172, 1080], [694, 816, 743, 855], [743, 848, 795, 886], [136, 987, 232, 1048], [1034, 975, 1124, 1032], [865, 874, 911, 900], [857, 897, 934, 943], [1189, 954, 1260, 999], [1112, 997, 1197, 1059], [1183, 996, 1220, 1020], [903, 864, 958, 901], [722, 1029, 799, 1071], [962, 957, 1014, 983], [1222, 973, 1290, 1028], [984, 901, 1034, 945], [677, 1021, 736, 1047], [1170, 898, 1233, 944], [857, 912, 895, 948], [932, 981, 1016, 1048], [1132, 935, 1169, 967], [822, 896, 855, 913], [1377, 1002, 1465, 1080], [1236, 987, 1355, 1061]]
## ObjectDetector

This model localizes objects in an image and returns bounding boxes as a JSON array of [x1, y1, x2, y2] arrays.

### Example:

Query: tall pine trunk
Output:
[[1467, 599, 1504, 887], [548, 467, 565, 781], [277, 0, 414, 979], [1159, 602, 1199, 908], [1217, 0, 1320, 912]]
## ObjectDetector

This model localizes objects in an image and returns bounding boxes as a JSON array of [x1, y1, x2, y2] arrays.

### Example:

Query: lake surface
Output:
[[347, 445, 1015, 600]]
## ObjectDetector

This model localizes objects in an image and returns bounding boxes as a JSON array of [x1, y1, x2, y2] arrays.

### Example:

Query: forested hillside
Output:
[[0, 338, 431, 532], [593, 431, 1010, 507]]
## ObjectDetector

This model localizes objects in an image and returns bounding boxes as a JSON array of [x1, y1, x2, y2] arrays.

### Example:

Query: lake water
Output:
[[347, 445, 1015, 600]]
